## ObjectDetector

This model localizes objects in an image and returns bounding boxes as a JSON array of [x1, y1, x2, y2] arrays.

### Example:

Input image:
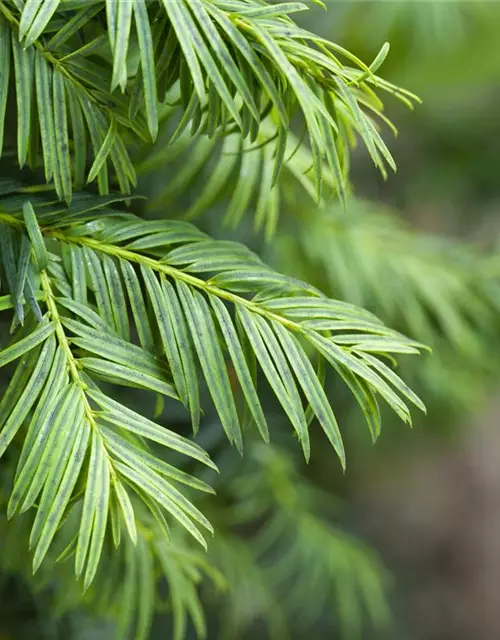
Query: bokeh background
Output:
[[309, 3, 500, 639], [2, 2, 500, 639]]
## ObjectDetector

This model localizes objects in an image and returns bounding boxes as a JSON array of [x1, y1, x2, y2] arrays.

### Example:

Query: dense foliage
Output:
[[2, 1, 497, 639]]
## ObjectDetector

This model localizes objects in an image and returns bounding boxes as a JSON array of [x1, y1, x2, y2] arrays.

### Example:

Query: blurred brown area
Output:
[[355, 395, 500, 640]]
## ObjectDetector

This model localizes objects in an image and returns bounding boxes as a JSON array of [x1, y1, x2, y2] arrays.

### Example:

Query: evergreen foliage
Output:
[[0, 1, 452, 637]]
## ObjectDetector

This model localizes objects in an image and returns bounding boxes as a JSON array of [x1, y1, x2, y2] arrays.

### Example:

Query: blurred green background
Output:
[[2, 2, 500, 639], [306, 3, 500, 639]]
